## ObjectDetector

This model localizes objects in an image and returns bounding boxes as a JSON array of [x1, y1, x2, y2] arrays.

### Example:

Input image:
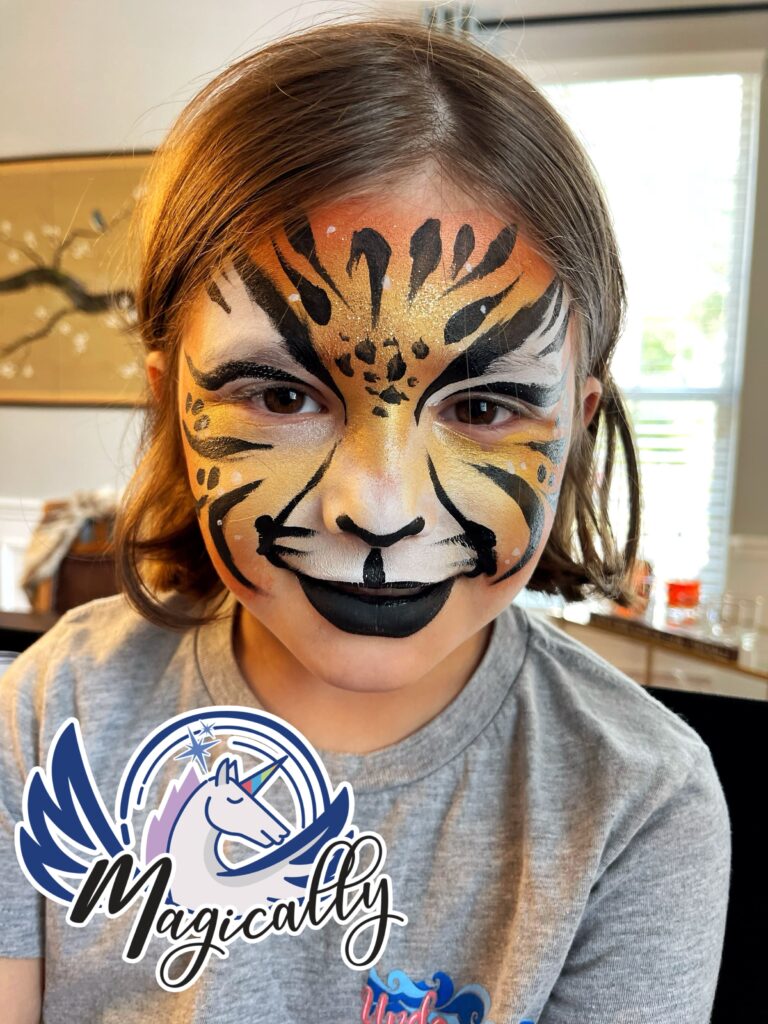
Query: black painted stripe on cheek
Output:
[[407, 218, 442, 302], [523, 437, 569, 465], [451, 224, 475, 280], [208, 480, 263, 589], [470, 463, 545, 579], [443, 225, 517, 294], [182, 421, 273, 459], [346, 228, 392, 329], [426, 454, 496, 577]]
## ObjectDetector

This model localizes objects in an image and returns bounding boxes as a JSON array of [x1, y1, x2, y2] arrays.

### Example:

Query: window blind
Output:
[[500, 66, 760, 608]]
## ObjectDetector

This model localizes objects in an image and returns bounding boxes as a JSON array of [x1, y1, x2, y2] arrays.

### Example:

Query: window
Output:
[[525, 70, 759, 603]]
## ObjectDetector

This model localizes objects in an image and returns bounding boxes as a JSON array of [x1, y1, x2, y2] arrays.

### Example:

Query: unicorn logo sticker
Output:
[[14, 706, 407, 991]]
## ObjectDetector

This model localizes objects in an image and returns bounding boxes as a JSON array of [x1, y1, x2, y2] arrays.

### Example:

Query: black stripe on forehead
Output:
[[206, 281, 231, 314], [285, 214, 347, 304], [407, 218, 442, 302], [232, 253, 346, 415], [451, 224, 475, 280], [414, 277, 563, 423], [273, 242, 332, 326], [443, 278, 520, 345], [346, 228, 392, 329], [443, 225, 517, 295]]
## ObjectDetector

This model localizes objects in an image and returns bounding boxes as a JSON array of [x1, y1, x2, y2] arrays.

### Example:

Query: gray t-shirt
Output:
[[0, 590, 730, 1023]]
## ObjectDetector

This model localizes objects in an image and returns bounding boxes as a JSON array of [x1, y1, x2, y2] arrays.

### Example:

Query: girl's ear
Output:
[[581, 375, 603, 430], [145, 350, 167, 404]]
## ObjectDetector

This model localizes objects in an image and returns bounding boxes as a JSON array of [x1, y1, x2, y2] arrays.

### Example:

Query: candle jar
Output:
[[665, 579, 701, 628]]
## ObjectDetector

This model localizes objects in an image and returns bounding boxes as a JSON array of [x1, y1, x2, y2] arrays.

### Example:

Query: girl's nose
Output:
[[318, 425, 437, 541]]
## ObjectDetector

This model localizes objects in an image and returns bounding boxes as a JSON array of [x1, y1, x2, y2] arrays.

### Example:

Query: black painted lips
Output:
[[296, 573, 456, 638]]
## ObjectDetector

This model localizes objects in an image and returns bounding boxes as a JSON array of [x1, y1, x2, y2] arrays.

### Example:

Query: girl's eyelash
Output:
[[225, 382, 535, 426], [444, 392, 534, 422]]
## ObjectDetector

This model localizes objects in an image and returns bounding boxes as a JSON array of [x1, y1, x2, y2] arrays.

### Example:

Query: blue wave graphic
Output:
[[367, 967, 492, 1023]]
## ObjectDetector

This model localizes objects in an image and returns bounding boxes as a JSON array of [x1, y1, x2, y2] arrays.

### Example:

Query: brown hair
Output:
[[115, 17, 642, 629]]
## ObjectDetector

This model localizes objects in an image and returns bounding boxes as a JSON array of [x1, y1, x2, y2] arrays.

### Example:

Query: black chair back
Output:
[[646, 685, 766, 1020]]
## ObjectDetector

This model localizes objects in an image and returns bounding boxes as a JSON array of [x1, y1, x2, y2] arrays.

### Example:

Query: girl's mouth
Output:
[[295, 572, 456, 637], [324, 580, 430, 598]]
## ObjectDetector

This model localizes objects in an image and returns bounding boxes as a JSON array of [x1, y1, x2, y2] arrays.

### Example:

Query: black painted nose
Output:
[[335, 513, 425, 548]]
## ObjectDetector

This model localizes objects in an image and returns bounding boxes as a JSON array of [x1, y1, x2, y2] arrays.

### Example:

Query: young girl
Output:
[[0, 18, 730, 1023]]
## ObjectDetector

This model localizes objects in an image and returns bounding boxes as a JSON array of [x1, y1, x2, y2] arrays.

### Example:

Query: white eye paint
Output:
[[288, 293, 300, 303], [464, 261, 473, 272], [382, 274, 392, 290], [231, 471, 242, 484], [520, 461, 527, 470], [326, 225, 336, 234], [480, 305, 486, 314], [512, 547, 521, 556]]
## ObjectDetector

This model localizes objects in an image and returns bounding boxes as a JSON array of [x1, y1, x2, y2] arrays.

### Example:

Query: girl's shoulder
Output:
[[511, 604, 718, 786], [0, 591, 218, 765]]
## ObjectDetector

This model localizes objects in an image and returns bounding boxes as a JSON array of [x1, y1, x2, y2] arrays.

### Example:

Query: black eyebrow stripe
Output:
[[182, 421, 273, 458], [463, 375, 567, 409], [185, 352, 308, 391], [414, 278, 561, 423], [442, 224, 517, 295]]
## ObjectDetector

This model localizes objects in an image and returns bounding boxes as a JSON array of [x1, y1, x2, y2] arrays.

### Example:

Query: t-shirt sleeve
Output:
[[538, 744, 731, 1024], [0, 644, 50, 958]]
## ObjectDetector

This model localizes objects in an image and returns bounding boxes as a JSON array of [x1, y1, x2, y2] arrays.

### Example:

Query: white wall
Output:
[[0, 0, 393, 510]]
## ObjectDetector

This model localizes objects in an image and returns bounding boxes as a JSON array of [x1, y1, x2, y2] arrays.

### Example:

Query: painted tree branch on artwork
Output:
[[0, 202, 137, 360]]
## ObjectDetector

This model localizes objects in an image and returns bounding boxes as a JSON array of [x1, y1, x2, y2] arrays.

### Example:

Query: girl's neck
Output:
[[232, 607, 493, 756]]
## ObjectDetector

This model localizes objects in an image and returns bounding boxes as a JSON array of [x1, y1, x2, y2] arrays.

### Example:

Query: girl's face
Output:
[[174, 184, 593, 691]]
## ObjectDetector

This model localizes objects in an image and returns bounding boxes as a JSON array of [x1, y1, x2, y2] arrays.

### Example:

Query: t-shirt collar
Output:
[[195, 588, 530, 792]]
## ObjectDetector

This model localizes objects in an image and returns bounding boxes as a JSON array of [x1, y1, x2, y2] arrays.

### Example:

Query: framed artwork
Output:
[[0, 152, 154, 406]]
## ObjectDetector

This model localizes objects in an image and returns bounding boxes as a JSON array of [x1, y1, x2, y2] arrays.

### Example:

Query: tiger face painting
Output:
[[175, 191, 591, 672]]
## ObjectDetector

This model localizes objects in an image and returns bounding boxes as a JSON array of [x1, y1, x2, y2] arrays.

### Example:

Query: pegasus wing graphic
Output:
[[15, 718, 125, 904]]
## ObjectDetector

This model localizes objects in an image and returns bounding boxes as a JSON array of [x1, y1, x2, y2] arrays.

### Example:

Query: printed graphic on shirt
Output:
[[359, 967, 535, 1023], [14, 705, 407, 991]]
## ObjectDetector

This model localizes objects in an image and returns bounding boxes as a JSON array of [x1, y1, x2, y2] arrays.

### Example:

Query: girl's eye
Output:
[[243, 386, 323, 416], [444, 396, 523, 429], [226, 795, 244, 804]]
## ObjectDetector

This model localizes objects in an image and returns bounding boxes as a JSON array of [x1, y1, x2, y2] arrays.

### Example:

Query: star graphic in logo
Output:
[[174, 723, 220, 772]]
